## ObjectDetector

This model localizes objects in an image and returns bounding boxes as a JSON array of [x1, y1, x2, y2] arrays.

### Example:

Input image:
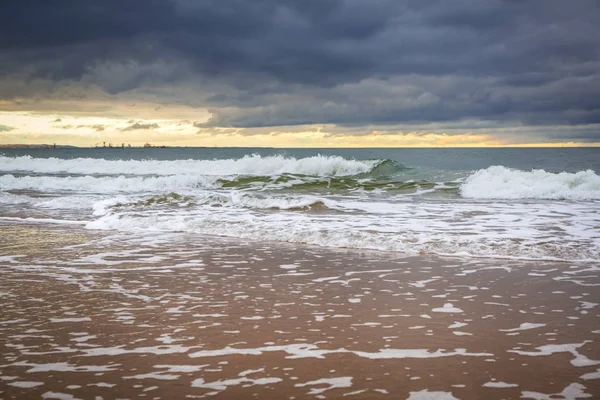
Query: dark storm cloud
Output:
[[1, 0, 600, 139], [122, 123, 160, 131]]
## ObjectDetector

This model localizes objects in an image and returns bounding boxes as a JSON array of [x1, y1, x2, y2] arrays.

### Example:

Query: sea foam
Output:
[[86, 203, 600, 262], [461, 166, 600, 200], [0, 174, 220, 193], [0, 154, 378, 177], [91, 193, 332, 217], [2, 154, 599, 263]]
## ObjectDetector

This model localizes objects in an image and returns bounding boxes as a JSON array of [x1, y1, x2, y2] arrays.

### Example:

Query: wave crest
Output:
[[461, 166, 600, 200], [0, 154, 382, 177], [91, 193, 333, 217]]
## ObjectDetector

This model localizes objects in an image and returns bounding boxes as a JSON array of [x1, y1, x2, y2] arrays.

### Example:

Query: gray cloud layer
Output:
[[122, 123, 160, 131], [1, 0, 599, 140]]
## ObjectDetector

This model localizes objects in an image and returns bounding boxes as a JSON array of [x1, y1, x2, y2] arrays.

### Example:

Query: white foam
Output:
[[483, 381, 518, 388], [580, 369, 600, 380], [188, 343, 493, 360], [49, 317, 91, 323], [238, 368, 265, 377], [406, 389, 460, 400], [508, 342, 600, 367], [191, 377, 282, 391], [4, 155, 599, 264], [86, 199, 600, 262], [13, 362, 120, 373], [354, 348, 491, 359], [579, 301, 598, 310], [8, 381, 44, 388], [500, 323, 546, 332], [0, 216, 87, 225], [295, 377, 353, 395], [82, 345, 191, 357], [70, 335, 97, 343], [124, 372, 180, 380], [0, 173, 218, 194], [461, 166, 600, 200], [432, 303, 463, 313], [88, 382, 115, 388], [0, 154, 377, 177], [42, 392, 81, 400], [154, 365, 208, 373], [344, 389, 367, 396], [521, 383, 592, 399]]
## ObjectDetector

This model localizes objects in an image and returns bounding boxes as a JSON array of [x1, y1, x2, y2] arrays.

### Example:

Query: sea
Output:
[[1, 147, 599, 262]]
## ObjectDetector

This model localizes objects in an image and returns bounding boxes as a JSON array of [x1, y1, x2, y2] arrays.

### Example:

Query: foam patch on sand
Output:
[[407, 389, 460, 399], [295, 377, 353, 395], [42, 392, 81, 400], [500, 323, 546, 332], [8, 381, 44, 388], [508, 342, 600, 367], [483, 381, 518, 388], [188, 343, 492, 360], [521, 383, 592, 399], [432, 303, 464, 313], [192, 377, 282, 391], [12, 362, 120, 373], [580, 369, 600, 380]]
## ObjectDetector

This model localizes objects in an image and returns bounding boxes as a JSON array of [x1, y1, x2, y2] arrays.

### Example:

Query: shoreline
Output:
[[1, 216, 596, 265], [1, 223, 599, 399]]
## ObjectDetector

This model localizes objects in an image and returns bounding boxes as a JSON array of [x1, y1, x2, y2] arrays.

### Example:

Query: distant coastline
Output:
[[0, 144, 78, 149], [0, 144, 275, 149]]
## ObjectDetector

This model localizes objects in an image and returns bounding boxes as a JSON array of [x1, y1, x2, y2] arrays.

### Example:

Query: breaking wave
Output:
[[0, 174, 220, 193], [0, 154, 388, 177], [461, 166, 600, 200], [91, 193, 333, 216], [2, 153, 599, 263], [86, 210, 600, 263]]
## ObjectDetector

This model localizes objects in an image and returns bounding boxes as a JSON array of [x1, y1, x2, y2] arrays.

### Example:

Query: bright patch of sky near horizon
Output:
[[1, 111, 598, 148]]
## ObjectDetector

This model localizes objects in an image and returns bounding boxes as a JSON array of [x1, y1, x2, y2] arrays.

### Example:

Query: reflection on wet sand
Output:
[[1, 224, 599, 399]]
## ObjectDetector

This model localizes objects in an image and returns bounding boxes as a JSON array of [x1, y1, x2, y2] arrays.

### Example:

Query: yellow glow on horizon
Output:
[[1, 111, 600, 148]]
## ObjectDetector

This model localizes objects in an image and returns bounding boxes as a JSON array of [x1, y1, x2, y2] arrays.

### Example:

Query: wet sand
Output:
[[1, 223, 599, 399]]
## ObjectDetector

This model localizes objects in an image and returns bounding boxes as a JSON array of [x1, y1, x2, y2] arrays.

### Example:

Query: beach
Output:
[[2, 0, 600, 395], [1, 148, 599, 398], [2, 223, 599, 399]]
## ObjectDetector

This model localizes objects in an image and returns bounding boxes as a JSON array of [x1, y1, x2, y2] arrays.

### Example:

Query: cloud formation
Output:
[[1, 0, 599, 143], [77, 124, 106, 132], [122, 123, 160, 131]]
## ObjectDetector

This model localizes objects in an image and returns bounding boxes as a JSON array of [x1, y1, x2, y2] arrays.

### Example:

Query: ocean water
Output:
[[1, 147, 599, 262]]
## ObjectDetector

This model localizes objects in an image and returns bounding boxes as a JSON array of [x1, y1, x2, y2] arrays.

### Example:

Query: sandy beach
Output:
[[1, 223, 599, 399]]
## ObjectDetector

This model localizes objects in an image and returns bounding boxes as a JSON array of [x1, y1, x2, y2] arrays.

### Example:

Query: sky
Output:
[[1, 0, 599, 147]]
